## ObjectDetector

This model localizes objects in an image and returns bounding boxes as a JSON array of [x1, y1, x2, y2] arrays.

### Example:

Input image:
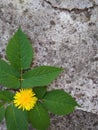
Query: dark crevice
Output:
[[44, 0, 98, 13]]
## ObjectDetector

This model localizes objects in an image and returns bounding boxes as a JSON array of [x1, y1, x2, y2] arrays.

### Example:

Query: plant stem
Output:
[[20, 68, 23, 88]]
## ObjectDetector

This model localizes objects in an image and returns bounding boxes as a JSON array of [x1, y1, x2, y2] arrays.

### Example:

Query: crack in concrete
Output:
[[44, 0, 98, 13]]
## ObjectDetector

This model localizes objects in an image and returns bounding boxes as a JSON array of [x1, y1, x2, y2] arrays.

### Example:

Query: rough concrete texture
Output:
[[45, 0, 93, 10], [0, 0, 98, 129]]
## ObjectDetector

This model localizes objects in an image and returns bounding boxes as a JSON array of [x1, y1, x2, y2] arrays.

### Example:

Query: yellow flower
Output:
[[13, 89, 38, 111]]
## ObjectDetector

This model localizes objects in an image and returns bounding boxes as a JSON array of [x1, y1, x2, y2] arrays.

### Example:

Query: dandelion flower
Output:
[[13, 89, 38, 111]]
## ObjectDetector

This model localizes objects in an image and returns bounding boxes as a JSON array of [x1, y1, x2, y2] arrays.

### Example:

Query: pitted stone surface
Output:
[[49, 110, 98, 130], [45, 0, 94, 10], [0, 0, 98, 129]]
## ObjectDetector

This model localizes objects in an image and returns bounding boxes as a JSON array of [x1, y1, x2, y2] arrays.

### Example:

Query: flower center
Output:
[[13, 89, 38, 111]]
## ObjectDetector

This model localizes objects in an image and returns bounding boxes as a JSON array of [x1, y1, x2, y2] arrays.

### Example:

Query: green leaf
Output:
[[33, 86, 47, 99], [28, 102, 50, 130], [6, 27, 33, 71], [0, 102, 5, 107], [0, 106, 5, 123], [22, 66, 63, 88], [5, 104, 28, 130], [42, 89, 78, 115], [0, 60, 20, 88], [0, 90, 14, 102]]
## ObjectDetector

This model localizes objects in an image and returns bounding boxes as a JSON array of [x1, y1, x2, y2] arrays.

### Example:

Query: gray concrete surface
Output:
[[0, 0, 98, 129]]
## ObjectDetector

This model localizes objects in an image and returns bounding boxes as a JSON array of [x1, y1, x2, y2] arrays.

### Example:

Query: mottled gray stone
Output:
[[49, 110, 98, 130], [0, 0, 98, 129], [95, 0, 98, 5], [45, 0, 93, 10], [1, 0, 98, 114]]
